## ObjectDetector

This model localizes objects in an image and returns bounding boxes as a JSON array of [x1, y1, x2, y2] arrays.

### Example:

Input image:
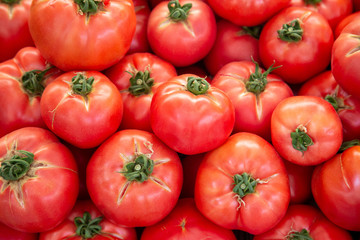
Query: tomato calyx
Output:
[[323, 87, 351, 112], [21, 67, 52, 97], [0, 0, 21, 6], [304, 0, 322, 6], [286, 229, 313, 240], [168, 0, 192, 22], [74, 211, 103, 239], [71, 73, 94, 96], [290, 124, 314, 154], [241, 25, 263, 39], [121, 154, 154, 182], [0, 150, 34, 181], [277, 19, 303, 42], [127, 69, 154, 96], [232, 173, 257, 198], [74, 0, 104, 15], [338, 139, 360, 153], [186, 76, 209, 95]]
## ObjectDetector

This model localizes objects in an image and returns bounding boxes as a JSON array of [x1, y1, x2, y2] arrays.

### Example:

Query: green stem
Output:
[[0, 150, 34, 181], [74, 212, 102, 239], [0, 0, 21, 5], [71, 74, 94, 96], [186, 76, 209, 95], [277, 19, 303, 42], [232, 173, 257, 198], [21, 67, 52, 97], [290, 125, 314, 153], [241, 25, 263, 39], [286, 229, 313, 240], [121, 155, 154, 182], [127, 70, 154, 96], [324, 95, 339, 111], [338, 139, 360, 153], [168, 0, 192, 22], [74, 0, 102, 15], [304, 0, 322, 5]]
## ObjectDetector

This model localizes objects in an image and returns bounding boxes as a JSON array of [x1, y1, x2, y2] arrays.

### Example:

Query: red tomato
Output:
[[211, 60, 293, 142], [87, 129, 183, 227], [204, 19, 261, 77], [0, 0, 34, 62], [147, 0, 216, 67], [0, 127, 79, 233], [253, 204, 353, 240], [271, 96, 343, 166], [39, 200, 137, 240], [28, 0, 136, 71], [298, 70, 360, 141], [141, 198, 237, 240], [40, 71, 123, 149], [0, 47, 62, 138], [104, 52, 177, 132], [194, 132, 290, 234], [0, 222, 38, 240], [259, 6, 334, 84], [150, 74, 235, 155], [127, 0, 151, 54], [312, 146, 360, 231], [334, 11, 360, 38], [290, 0, 353, 31], [206, 0, 290, 26], [180, 153, 205, 198]]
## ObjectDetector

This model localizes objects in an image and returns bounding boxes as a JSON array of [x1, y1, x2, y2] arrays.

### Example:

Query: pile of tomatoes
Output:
[[1, 0, 360, 239]]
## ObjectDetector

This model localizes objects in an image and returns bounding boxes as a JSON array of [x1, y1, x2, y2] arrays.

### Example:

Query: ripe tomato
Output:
[[334, 11, 360, 38], [0, 222, 38, 240], [312, 145, 360, 231], [0, 47, 62, 138], [104, 52, 177, 132], [87, 129, 183, 227], [147, 0, 216, 67], [253, 204, 353, 239], [194, 132, 290, 234], [211, 60, 293, 142], [150, 74, 235, 155], [40, 71, 123, 149], [259, 6, 334, 84], [0, 127, 79, 233], [271, 96, 343, 166], [141, 198, 237, 240], [298, 70, 360, 141], [39, 200, 137, 240], [0, 0, 34, 62], [29, 0, 136, 71]]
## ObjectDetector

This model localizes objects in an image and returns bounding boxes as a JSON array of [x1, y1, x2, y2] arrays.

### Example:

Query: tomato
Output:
[[259, 6, 334, 84], [147, 0, 216, 67], [298, 70, 360, 141], [194, 132, 290, 234], [127, 0, 151, 54], [253, 204, 353, 239], [206, 0, 290, 27], [104, 52, 177, 132], [334, 11, 360, 38], [0, 127, 79, 233], [150, 74, 235, 155], [40, 71, 123, 149], [0, 47, 62, 138], [290, 0, 353, 31], [211, 60, 293, 142], [87, 129, 183, 227], [0, 222, 38, 240], [28, 0, 136, 71], [141, 198, 237, 240], [271, 96, 343, 166], [312, 145, 360, 231], [180, 153, 205, 198], [176, 63, 211, 83], [0, 0, 34, 62], [204, 19, 261, 77], [39, 200, 137, 240]]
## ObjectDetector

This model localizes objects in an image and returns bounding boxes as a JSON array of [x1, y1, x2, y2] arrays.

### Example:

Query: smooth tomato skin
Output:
[[0, 47, 62, 138], [150, 74, 235, 155], [290, 0, 353, 31], [147, 0, 216, 67], [40, 71, 123, 149], [87, 129, 183, 227], [0, 0, 34, 62], [271, 96, 343, 166], [194, 132, 290, 234], [211, 61, 293, 142], [0, 222, 38, 240], [334, 11, 360, 38], [312, 146, 360, 231], [0, 127, 79, 233], [39, 200, 137, 240], [204, 20, 261, 77], [141, 198, 237, 240], [29, 0, 136, 71], [298, 70, 360, 141], [104, 52, 177, 132], [253, 204, 353, 240], [259, 7, 334, 84]]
